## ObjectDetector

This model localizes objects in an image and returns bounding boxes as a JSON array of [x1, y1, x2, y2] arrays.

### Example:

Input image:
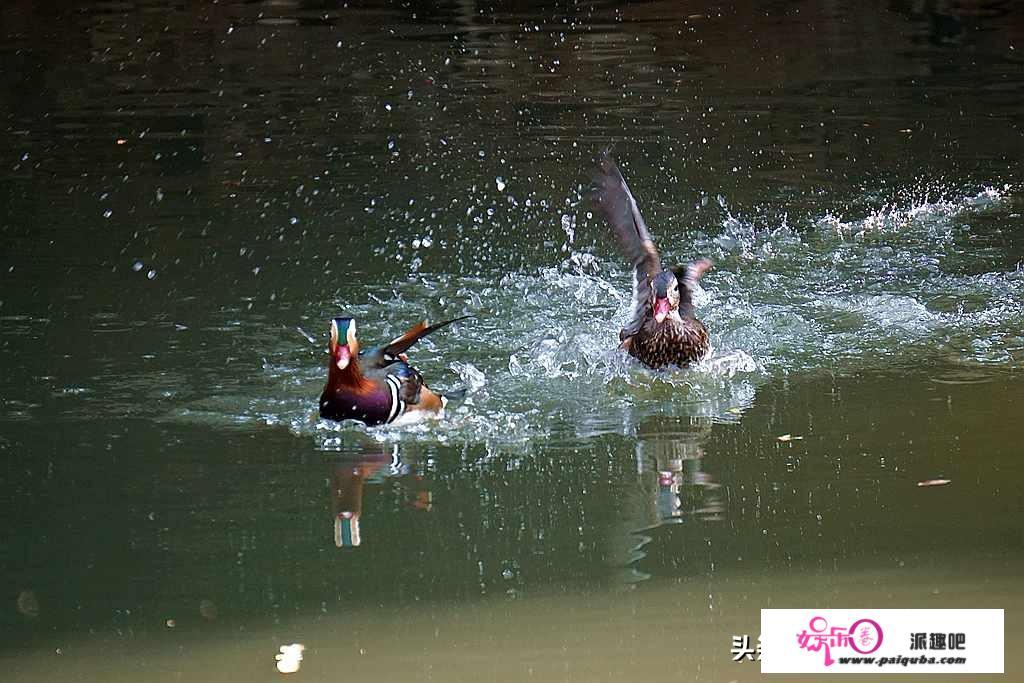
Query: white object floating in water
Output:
[[776, 434, 803, 442], [917, 479, 951, 487], [275, 643, 305, 674]]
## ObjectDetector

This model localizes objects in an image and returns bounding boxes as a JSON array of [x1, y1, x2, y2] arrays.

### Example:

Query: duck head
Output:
[[651, 270, 680, 324], [329, 317, 359, 372], [652, 259, 713, 323]]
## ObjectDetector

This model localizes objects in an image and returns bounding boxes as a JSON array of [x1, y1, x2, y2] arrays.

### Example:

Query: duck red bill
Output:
[[335, 344, 351, 370], [654, 297, 671, 322]]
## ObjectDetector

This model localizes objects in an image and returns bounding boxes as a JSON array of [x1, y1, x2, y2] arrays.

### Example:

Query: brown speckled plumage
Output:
[[625, 315, 710, 369], [592, 151, 712, 369]]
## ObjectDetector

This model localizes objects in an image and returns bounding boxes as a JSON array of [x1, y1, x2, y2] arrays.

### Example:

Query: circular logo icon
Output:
[[849, 618, 884, 654]]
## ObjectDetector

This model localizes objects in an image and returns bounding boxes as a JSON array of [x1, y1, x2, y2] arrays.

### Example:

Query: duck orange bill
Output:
[[654, 297, 671, 323]]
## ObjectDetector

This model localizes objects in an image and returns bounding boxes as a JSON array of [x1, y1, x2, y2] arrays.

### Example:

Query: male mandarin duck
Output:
[[319, 316, 467, 427], [592, 151, 712, 369]]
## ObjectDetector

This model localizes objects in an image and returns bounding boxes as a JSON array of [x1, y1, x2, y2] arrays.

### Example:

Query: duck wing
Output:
[[362, 315, 471, 369], [668, 258, 713, 316], [363, 360, 426, 405], [591, 151, 662, 340]]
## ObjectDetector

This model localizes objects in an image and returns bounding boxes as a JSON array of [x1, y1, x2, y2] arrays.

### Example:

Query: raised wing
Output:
[[591, 151, 662, 339], [363, 315, 471, 369], [669, 258, 713, 317]]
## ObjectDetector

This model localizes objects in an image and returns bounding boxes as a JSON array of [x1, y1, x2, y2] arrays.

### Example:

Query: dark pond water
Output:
[[2, 1, 1023, 681]]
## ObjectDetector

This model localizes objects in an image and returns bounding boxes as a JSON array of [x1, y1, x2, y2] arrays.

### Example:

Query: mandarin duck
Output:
[[319, 316, 467, 427], [591, 152, 712, 369]]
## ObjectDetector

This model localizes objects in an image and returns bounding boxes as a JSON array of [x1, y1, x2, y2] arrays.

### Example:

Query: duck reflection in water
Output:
[[608, 415, 725, 582], [329, 444, 432, 548], [636, 417, 724, 527]]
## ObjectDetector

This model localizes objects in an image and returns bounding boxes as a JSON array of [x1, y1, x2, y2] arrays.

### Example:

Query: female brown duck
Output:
[[592, 152, 712, 369]]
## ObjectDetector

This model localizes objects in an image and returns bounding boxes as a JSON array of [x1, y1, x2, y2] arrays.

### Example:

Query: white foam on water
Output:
[[159, 181, 1021, 446]]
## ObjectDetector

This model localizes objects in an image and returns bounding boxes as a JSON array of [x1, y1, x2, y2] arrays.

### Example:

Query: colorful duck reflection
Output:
[[329, 443, 432, 548]]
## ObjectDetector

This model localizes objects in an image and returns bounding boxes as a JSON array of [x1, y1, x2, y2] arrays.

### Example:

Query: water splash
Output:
[[150, 182, 1023, 446]]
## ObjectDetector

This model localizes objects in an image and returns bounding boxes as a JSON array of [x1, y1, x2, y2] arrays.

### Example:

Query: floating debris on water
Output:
[[777, 434, 804, 442], [917, 479, 951, 487], [275, 643, 305, 674]]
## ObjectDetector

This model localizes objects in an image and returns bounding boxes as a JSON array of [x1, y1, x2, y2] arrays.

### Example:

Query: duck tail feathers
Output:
[[383, 315, 472, 358]]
